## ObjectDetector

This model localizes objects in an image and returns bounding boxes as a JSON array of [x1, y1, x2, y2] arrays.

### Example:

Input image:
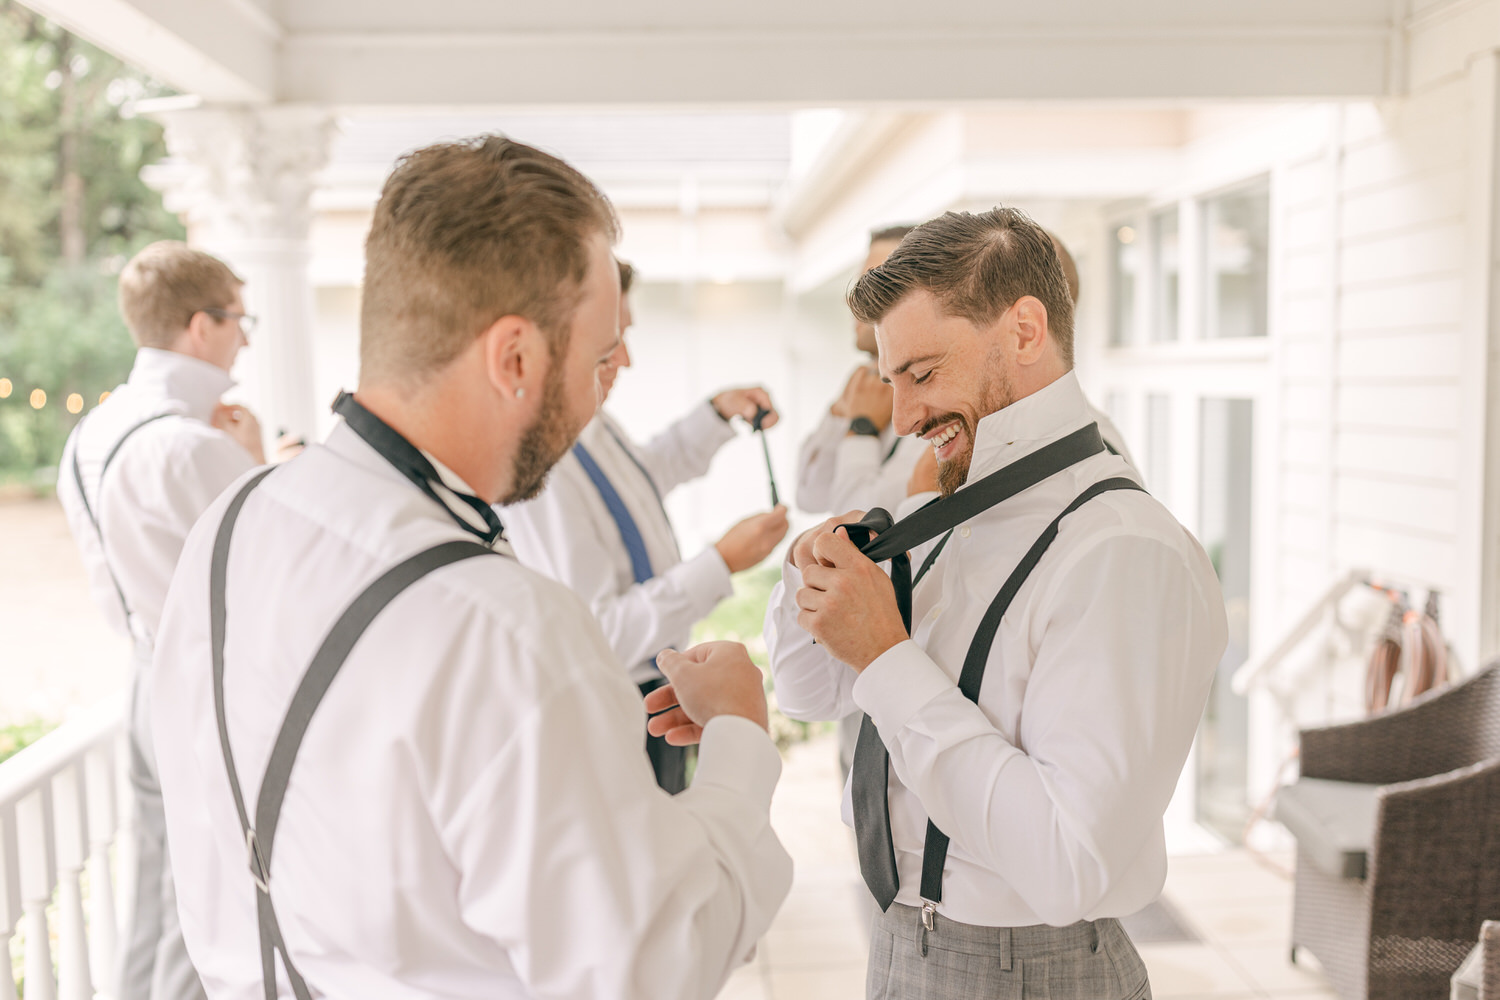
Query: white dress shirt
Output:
[[152, 419, 792, 1000], [766, 371, 1227, 928], [57, 347, 255, 642], [504, 404, 736, 685], [795, 371, 1138, 517], [795, 409, 929, 517]]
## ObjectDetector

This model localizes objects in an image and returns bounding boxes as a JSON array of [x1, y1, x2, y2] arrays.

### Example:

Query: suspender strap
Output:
[[71, 411, 176, 625], [916, 476, 1147, 906], [846, 425, 1111, 912], [210, 468, 497, 999], [913, 531, 950, 587]]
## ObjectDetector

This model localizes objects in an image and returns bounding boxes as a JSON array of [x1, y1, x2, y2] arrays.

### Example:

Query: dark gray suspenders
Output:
[[71, 411, 176, 626], [209, 467, 498, 999], [916, 475, 1146, 915]]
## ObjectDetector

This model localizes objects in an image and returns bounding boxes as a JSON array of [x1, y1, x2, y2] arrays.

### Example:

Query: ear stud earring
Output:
[[515, 388, 526, 400]]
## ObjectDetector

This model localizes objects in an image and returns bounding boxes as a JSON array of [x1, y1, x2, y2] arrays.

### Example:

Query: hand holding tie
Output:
[[794, 523, 908, 670], [711, 386, 778, 427], [644, 642, 770, 745]]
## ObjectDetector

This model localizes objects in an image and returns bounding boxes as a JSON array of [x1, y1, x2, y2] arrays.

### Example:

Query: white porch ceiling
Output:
[[21, 0, 1402, 107]]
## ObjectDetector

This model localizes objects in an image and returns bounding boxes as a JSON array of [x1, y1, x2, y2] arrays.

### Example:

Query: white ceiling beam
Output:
[[280, 27, 1394, 107], [16, 0, 277, 103]]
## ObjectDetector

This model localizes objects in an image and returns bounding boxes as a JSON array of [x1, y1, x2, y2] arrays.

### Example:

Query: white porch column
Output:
[[143, 106, 337, 442]]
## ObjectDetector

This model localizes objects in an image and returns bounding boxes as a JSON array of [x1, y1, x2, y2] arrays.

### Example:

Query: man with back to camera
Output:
[[504, 259, 789, 793], [149, 136, 792, 999], [751, 208, 1227, 998], [57, 241, 269, 1000]]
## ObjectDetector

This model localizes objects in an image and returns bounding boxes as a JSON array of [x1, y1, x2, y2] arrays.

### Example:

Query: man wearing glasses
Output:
[[57, 241, 269, 1000]]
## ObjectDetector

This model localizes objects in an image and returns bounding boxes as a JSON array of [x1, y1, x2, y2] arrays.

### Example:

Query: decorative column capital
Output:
[[142, 105, 337, 244]]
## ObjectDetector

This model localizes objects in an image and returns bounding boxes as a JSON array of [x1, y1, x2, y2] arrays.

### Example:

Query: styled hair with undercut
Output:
[[848, 208, 1076, 368], [359, 135, 619, 385], [117, 241, 242, 350]]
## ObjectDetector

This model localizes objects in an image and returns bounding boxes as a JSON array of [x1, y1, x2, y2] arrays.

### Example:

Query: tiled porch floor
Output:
[[728, 735, 1335, 1000]]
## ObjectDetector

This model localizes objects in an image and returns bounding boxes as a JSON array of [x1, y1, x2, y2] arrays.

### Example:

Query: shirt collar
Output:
[[127, 347, 235, 422], [323, 421, 501, 541], [962, 370, 1094, 487]]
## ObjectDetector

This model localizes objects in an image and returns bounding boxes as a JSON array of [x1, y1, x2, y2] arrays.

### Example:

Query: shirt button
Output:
[[960, 526, 971, 538]]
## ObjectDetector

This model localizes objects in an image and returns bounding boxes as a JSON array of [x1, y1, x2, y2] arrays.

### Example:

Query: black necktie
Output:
[[844, 422, 1106, 910], [332, 391, 506, 546]]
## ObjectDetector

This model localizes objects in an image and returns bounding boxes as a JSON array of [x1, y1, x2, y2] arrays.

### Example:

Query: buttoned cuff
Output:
[[837, 434, 883, 463], [693, 715, 783, 808], [695, 398, 740, 440], [851, 639, 955, 738], [684, 545, 736, 605]]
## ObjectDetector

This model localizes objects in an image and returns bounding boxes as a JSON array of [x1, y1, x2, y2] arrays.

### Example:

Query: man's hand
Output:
[[795, 527, 908, 670], [715, 506, 789, 573], [712, 386, 778, 427], [272, 431, 306, 464], [211, 403, 266, 464], [908, 445, 939, 496], [643, 642, 770, 745], [789, 510, 865, 572], [836, 367, 893, 431]]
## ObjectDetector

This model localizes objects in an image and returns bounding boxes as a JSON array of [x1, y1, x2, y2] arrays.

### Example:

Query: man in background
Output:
[[505, 259, 789, 792], [57, 241, 266, 1000], [796, 225, 926, 520]]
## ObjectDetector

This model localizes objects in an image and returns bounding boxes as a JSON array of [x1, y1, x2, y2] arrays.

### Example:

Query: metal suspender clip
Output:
[[921, 899, 937, 932], [246, 828, 270, 894]]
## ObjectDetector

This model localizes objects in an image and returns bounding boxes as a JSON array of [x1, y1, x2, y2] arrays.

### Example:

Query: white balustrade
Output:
[[0, 696, 126, 1000]]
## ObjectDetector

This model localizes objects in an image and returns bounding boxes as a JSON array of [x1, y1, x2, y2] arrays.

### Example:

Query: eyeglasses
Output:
[[201, 308, 259, 335]]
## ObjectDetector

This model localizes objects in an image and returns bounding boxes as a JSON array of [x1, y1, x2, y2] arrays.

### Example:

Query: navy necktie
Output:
[[573, 441, 654, 585]]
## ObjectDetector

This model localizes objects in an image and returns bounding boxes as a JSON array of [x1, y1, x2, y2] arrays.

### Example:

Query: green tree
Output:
[[0, 0, 183, 481]]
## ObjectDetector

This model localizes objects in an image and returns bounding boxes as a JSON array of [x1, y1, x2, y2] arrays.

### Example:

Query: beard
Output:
[[931, 364, 1016, 497], [502, 359, 576, 504]]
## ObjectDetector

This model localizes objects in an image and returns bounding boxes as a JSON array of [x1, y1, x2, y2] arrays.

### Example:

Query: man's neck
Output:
[[355, 381, 508, 503]]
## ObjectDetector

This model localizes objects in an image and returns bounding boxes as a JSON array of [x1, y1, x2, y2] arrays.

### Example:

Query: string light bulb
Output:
[[29, 389, 46, 409], [98, 390, 111, 405], [66, 393, 83, 414], [0, 378, 10, 398]]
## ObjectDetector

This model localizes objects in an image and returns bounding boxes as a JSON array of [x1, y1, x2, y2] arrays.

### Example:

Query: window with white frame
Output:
[[1102, 174, 1270, 840], [1201, 180, 1270, 340]]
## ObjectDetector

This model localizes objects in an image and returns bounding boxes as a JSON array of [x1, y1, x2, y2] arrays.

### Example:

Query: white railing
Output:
[[0, 694, 128, 1000], [1232, 567, 1452, 728]]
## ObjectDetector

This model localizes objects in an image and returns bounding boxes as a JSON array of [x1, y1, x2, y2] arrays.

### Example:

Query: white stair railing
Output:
[[0, 695, 127, 1000]]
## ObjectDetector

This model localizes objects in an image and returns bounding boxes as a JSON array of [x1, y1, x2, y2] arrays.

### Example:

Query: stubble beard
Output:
[[936, 364, 1016, 498], [502, 360, 576, 505]]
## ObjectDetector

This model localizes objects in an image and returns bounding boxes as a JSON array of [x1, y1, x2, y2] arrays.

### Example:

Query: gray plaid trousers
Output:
[[868, 904, 1151, 1000]]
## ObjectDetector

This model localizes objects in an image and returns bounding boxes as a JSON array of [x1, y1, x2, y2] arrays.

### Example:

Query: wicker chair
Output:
[[1450, 920, 1500, 999], [1282, 661, 1500, 1000]]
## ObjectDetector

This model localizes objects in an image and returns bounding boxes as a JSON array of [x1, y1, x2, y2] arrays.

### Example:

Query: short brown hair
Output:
[[618, 259, 635, 294], [360, 135, 619, 385], [870, 224, 916, 245], [1048, 231, 1080, 304], [117, 241, 242, 350], [848, 208, 1075, 368]]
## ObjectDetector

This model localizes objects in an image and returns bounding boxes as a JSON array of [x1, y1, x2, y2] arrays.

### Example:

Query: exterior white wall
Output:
[[1070, 0, 1500, 820]]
